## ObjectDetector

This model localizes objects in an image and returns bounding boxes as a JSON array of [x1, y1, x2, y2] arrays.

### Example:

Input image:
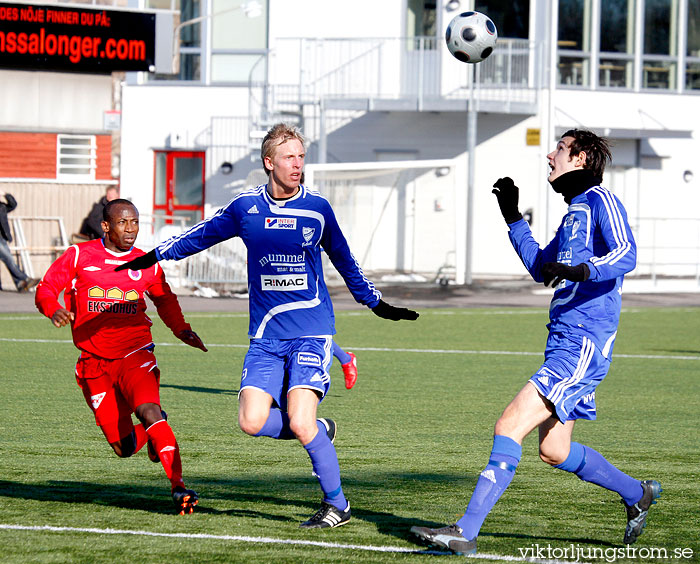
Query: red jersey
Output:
[[35, 239, 191, 359]]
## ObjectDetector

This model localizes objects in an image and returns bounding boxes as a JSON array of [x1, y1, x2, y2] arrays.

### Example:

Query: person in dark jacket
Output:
[[78, 186, 120, 240], [0, 192, 39, 292]]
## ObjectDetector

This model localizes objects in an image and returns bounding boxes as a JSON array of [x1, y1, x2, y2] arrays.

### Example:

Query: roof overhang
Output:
[[556, 126, 693, 139]]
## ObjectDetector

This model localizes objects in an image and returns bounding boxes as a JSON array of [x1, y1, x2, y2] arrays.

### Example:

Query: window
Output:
[[407, 0, 436, 37], [177, 0, 202, 81], [210, 0, 268, 83], [643, 0, 676, 89], [686, 0, 700, 89], [151, 0, 202, 81], [475, 0, 529, 39], [599, 0, 635, 88], [558, 0, 591, 86], [57, 135, 96, 180]]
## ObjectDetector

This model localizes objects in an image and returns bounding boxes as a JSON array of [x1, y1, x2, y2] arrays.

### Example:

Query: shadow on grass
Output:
[[0, 479, 182, 515], [161, 383, 239, 395], [0, 475, 618, 549]]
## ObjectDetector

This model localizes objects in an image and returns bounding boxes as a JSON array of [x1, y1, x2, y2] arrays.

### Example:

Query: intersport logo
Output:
[[265, 217, 297, 229]]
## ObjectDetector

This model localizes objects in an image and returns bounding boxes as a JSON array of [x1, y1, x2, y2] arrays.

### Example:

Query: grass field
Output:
[[0, 304, 698, 563]]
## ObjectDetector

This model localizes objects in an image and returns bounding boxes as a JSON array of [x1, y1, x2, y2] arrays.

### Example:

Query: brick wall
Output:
[[0, 132, 112, 180]]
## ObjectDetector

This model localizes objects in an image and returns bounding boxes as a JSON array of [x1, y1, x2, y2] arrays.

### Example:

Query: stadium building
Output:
[[2, 0, 699, 288]]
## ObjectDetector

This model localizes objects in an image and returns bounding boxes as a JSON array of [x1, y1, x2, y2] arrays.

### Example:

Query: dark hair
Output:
[[260, 123, 306, 176], [561, 129, 612, 177], [103, 198, 137, 222]]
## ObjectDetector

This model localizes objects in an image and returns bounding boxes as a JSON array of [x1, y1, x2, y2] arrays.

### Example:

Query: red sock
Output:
[[145, 419, 185, 490], [132, 424, 148, 454]]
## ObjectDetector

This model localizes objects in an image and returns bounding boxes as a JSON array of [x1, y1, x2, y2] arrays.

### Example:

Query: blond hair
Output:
[[260, 123, 306, 176]]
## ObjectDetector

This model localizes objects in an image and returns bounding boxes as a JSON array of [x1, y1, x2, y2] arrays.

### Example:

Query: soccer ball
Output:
[[445, 11, 498, 64]]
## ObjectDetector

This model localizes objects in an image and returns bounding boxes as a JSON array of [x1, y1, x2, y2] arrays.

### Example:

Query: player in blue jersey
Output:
[[411, 129, 660, 554], [117, 123, 418, 528]]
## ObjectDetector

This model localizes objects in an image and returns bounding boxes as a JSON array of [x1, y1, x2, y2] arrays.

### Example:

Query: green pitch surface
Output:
[[1, 305, 698, 563]]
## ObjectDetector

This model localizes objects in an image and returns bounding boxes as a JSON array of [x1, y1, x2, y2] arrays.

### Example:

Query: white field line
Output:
[[0, 337, 698, 361], [0, 524, 590, 563]]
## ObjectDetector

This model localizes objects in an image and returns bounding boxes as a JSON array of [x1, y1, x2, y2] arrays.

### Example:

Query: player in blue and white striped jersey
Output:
[[118, 123, 418, 529], [412, 129, 660, 555]]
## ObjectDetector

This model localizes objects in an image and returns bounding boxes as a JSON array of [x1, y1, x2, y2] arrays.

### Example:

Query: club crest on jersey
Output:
[[298, 352, 321, 367], [128, 269, 143, 281], [302, 226, 315, 246], [265, 217, 297, 230], [90, 392, 106, 410]]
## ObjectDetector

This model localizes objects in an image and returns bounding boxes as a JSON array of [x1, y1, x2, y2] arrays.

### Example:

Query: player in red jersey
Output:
[[35, 199, 207, 515]]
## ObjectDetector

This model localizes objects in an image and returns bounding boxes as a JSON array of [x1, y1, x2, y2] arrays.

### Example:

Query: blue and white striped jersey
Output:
[[155, 184, 382, 339], [507, 184, 636, 358]]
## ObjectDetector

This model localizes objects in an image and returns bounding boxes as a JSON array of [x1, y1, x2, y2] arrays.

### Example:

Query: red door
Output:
[[153, 150, 205, 235]]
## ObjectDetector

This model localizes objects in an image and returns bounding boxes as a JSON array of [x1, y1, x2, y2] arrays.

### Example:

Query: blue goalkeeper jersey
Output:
[[508, 184, 636, 358], [155, 184, 382, 339]]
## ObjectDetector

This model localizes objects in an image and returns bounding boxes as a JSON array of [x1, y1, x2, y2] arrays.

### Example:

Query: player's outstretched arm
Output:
[[177, 329, 208, 352], [51, 308, 75, 328], [541, 262, 590, 287], [371, 299, 419, 321], [115, 249, 158, 272]]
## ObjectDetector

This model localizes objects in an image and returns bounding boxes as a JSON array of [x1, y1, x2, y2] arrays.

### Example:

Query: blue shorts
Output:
[[529, 332, 610, 423], [240, 336, 333, 411]]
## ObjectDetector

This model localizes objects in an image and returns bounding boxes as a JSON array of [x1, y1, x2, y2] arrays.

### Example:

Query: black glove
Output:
[[371, 299, 419, 321], [491, 177, 523, 224], [542, 262, 590, 287], [114, 249, 158, 272]]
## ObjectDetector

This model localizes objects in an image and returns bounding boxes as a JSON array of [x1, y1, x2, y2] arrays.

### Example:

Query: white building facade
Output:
[[82, 1, 700, 284]]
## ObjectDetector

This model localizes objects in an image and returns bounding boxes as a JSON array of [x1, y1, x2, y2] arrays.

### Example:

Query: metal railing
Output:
[[633, 217, 700, 285], [267, 36, 538, 107], [138, 214, 248, 288], [9, 216, 69, 278]]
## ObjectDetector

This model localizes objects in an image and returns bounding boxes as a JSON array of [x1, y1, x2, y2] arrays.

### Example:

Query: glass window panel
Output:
[[601, 0, 634, 53], [146, 0, 175, 9], [57, 135, 95, 179], [642, 59, 675, 87], [173, 157, 203, 206], [211, 0, 267, 50], [177, 53, 201, 81], [686, 62, 700, 89], [558, 55, 588, 85], [155, 153, 166, 206], [475, 0, 529, 39], [407, 0, 436, 37], [599, 59, 633, 87], [558, 0, 585, 50], [688, 1, 700, 56], [173, 209, 202, 227], [211, 54, 267, 83], [644, 0, 672, 55], [180, 0, 201, 47]]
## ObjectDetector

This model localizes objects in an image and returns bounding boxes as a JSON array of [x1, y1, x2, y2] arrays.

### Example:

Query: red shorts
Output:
[[75, 349, 161, 443]]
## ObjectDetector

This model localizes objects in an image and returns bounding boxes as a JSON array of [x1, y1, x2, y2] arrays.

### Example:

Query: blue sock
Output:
[[332, 341, 351, 365], [555, 443, 642, 506], [304, 421, 347, 510], [254, 408, 295, 440], [456, 435, 521, 540]]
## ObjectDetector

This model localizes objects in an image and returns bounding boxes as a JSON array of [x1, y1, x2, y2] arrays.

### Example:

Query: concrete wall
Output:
[[119, 84, 252, 216], [0, 70, 112, 132]]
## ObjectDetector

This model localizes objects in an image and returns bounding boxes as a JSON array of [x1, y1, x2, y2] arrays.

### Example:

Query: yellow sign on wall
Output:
[[526, 128, 541, 146]]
